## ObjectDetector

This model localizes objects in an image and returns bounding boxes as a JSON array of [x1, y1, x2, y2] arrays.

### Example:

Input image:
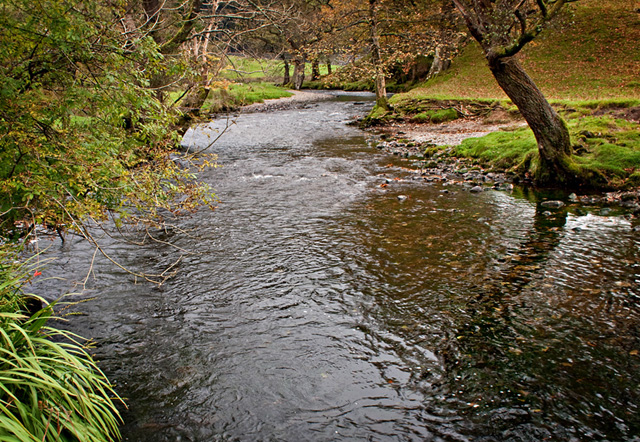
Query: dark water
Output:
[[38, 93, 640, 441]]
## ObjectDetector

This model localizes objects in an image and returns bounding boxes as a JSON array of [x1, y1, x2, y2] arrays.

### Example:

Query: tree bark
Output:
[[283, 57, 291, 85], [311, 59, 320, 80], [326, 59, 332, 75], [159, 0, 202, 55], [292, 57, 305, 90], [426, 45, 445, 79], [488, 56, 573, 185], [368, 0, 388, 109]]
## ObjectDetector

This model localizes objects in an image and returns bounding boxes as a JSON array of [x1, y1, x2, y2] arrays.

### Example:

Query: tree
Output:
[[0, 0, 216, 278], [319, 0, 448, 109], [452, 0, 581, 186]]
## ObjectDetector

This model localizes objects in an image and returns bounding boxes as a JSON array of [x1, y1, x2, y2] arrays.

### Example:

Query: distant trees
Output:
[[314, 0, 460, 109], [452, 0, 580, 185]]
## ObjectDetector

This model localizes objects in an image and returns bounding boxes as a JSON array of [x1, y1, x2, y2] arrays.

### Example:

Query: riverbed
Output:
[[40, 92, 640, 441]]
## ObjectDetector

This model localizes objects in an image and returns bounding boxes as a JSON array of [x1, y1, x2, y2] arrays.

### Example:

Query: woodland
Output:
[[0, 0, 639, 440]]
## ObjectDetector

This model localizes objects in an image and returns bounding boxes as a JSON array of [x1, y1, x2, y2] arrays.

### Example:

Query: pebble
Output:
[[397, 195, 408, 202], [540, 200, 565, 208], [599, 208, 612, 216]]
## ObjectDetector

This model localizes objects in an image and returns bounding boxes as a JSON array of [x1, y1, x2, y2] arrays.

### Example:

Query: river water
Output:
[[40, 93, 639, 441]]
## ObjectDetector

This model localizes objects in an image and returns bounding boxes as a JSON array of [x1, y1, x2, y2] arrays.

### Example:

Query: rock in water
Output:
[[541, 200, 565, 208]]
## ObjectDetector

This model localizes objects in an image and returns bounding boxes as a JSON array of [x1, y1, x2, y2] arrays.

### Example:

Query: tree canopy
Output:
[[0, 0, 216, 246]]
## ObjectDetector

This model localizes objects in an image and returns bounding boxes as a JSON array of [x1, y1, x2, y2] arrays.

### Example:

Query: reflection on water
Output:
[[39, 96, 640, 441]]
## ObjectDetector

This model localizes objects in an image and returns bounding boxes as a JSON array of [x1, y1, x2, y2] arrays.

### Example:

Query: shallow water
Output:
[[38, 93, 640, 441]]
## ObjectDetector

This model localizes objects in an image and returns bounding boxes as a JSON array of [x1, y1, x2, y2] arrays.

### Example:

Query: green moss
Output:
[[569, 117, 640, 186], [365, 104, 391, 124], [450, 115, 639, 188], [411, 108, 459, 123], [453, 128, 537, 170], [431, 108, 459, 123]]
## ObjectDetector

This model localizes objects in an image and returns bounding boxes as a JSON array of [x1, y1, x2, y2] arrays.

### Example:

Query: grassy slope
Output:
[[398, 0, 640, 102], [220, 55, 331, 83], [390, 0, 640, 189]]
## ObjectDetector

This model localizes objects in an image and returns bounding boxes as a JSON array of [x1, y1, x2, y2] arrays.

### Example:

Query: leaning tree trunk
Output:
[[488, 56, 574, 186], [292, 57, 305, 90]]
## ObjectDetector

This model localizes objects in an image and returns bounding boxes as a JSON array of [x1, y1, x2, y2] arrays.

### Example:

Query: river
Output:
[[39, 92, 640, 441]]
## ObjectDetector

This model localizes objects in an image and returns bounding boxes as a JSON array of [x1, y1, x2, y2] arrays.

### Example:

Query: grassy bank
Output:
[[375, 0, 640, 189], [451, 114, 640, 189], [400, 0, 639, 101], [170, 81, 293, 114], [203, 82, 293, 113]]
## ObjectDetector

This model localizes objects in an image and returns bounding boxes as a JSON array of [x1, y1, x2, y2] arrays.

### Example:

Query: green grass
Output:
[[221, 55, 332, 83], [450, 116, 640, 188], [398, 0, 640, 102], [170, 82, 293, 113], [220, 56, 285, 82], [0, 248, 123, 442], [204, 82, 292, 111]]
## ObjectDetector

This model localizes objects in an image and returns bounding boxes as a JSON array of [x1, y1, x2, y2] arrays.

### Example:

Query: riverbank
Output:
[[364, 101, 640, 212], [232, 89, 640, 211], [240, 89, 334, 113]]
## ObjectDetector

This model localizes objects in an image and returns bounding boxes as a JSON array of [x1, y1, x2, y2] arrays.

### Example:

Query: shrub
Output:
[[0, 252, 122, 442]]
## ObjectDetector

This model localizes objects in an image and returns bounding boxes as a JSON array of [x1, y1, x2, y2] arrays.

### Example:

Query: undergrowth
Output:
[[0, 249, 123, 442]]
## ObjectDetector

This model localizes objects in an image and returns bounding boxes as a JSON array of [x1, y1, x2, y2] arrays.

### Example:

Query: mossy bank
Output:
[[364, 0, 640, 191]]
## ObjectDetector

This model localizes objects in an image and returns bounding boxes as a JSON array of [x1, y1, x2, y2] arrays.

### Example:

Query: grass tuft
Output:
[[0, 248, 123, 442]]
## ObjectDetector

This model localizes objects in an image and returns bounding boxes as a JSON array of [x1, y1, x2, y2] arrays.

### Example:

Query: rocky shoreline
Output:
[[241, 90, 640, 214], [366, 120, 640, 215]]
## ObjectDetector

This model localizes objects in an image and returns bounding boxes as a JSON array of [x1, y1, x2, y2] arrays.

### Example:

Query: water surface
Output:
[[40, 94, 640, 441]]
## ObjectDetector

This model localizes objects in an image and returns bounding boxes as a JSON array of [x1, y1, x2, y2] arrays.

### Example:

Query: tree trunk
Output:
[[369, 0, 388, 109], [326, 59, 332, 75], [292, 57, 305, 90], [159, 0, 202, 55], [488, 56, 574, 185], [182, 84, 210, 112], [283, 58, 291, 86], [427, 45, 445, 79], [311, 59, 320, 80]]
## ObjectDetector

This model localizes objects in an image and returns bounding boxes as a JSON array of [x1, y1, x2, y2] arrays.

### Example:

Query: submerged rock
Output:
[[540, 200, 565, 208], [599, 207, 612, 216], [495, 183, 514, 191], [470, 186, 484, 193]]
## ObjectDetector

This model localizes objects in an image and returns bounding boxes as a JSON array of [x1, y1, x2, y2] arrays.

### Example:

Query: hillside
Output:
[[402, 0, 640, 101]]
